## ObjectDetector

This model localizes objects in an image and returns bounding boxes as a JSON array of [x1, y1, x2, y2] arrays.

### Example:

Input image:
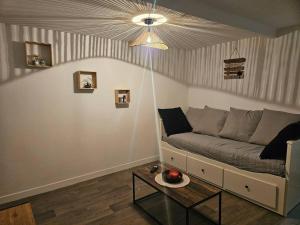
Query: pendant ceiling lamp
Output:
[[129, 14, 168, 50]]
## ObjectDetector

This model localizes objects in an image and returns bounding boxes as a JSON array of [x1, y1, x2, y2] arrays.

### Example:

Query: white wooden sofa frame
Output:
[[159, 120, 300, 216]]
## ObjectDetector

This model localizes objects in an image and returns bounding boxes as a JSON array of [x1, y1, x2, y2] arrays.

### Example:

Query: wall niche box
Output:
[[115, 90, 130, 107], [75, 71, 97, 90], [25, 41, 53, 68]]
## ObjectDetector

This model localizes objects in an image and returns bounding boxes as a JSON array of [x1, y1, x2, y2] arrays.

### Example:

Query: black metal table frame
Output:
[[132, 172, 222, 225]]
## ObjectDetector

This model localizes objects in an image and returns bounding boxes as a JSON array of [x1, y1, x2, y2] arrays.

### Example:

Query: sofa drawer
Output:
[[224, 170, 277, 208], [162, 148, 186, 171], [187, 156, 223, 187]]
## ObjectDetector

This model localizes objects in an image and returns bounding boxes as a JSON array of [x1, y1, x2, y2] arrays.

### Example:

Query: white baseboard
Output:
[[0, 155, 159, 205]]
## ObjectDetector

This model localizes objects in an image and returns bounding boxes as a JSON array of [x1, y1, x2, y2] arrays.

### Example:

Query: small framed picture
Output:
[[75, 71, 97, 90]]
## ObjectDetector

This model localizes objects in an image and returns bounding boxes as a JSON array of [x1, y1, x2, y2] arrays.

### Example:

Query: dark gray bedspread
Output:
[[163, 132, 285, 177]]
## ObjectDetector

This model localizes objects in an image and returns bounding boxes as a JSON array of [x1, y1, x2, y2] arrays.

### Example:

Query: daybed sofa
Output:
[[159, 106, 300, 216]]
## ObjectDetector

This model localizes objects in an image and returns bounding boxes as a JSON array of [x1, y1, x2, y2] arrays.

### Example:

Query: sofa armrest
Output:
[[286, 139, 300, 146], [285, 139, 300, 214], [286, 139, 300, 177]]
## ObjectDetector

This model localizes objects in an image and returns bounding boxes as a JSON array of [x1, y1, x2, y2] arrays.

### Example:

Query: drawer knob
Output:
[[171, 157, 174, 161], [201, 169, 205, 173], [245, 185, 250, 191]]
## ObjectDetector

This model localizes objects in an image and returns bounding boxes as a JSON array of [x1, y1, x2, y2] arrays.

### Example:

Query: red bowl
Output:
[[162, 169, 183, 184]]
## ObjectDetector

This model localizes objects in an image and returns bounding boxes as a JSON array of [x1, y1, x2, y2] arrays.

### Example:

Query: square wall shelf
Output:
[[25, 41, 53, 68], [75, 71, 97, 90], [115, 90, 130, 107]]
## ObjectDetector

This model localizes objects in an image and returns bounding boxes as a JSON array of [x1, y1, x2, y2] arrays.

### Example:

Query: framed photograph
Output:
[[75, 71, 97, 90]]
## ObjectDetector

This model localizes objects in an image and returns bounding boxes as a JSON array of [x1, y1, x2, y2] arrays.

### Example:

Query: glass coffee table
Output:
[[132, 164, 222, 225]]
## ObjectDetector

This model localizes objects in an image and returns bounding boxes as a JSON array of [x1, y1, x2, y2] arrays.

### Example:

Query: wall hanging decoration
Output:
[[75, 71, 97, 90], [25, 41, 53, 68], [224, 48, 246, 79], [115, 90, 130, 108]]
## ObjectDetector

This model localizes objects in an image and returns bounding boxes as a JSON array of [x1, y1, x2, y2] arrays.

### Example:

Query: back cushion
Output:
[[219, 107, 263, 142], [249, 109, 300, 145], [158, 107, 192, 136], [260, 122, 300, 160], [185, 107, 205, 131], [193, 106, 228, 136]]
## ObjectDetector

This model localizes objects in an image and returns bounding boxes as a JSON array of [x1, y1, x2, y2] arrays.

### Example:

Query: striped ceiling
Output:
[[0, 0, 256, 49]]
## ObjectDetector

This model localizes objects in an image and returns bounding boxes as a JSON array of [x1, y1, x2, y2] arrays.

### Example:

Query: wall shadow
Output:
[[0, 24, 157, 87], [12, 41, 26, 69], [0, 23, 299, 108]]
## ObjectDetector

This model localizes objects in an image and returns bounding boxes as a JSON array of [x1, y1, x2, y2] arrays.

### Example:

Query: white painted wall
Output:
[[0, 58, 188, 204], [185, 31, 300, 108], [188, 87, 300, 113]]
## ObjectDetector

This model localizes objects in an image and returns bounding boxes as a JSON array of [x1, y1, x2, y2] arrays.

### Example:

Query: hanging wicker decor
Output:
[[224, 48, 246, 79]]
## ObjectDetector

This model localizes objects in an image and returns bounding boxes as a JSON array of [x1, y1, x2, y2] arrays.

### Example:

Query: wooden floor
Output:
[[1, 163, 300, 225]]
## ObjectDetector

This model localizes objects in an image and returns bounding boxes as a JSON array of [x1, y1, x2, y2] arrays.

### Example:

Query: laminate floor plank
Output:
[[0, 163, 300, 225]]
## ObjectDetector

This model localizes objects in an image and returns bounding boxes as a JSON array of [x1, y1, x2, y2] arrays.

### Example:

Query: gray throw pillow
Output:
[[186, 107, 205, 131], [194, 106, 228, 136], [219, 107, 263, 142], [249, 109, 300, 145]]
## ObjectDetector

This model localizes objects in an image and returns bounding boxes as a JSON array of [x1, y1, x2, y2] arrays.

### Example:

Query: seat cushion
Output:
[[250, 109, 300, 145], [193, 106, 228, 137], [185, 107, 205, 131], [163, 133, 285, 177], [158, 107, 192, 136], [219, 107, 262, 142]]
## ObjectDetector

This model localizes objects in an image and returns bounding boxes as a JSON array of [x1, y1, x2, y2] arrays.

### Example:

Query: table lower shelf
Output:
[[134, 191, 217, 225]]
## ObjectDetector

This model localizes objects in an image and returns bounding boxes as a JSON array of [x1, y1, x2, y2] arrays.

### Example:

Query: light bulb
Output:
[[146, 35, 152, 43]]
